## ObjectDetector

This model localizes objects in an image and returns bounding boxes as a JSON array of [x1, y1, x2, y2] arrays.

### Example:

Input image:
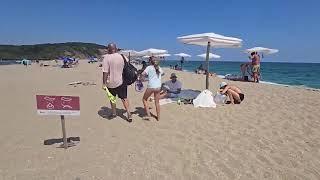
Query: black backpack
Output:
[[121, 54, 138, 85]]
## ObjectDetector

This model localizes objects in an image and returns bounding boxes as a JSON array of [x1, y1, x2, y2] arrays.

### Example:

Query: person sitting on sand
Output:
[[195, 64, 205, 74], [174, 64, 182, 70], [219, 82, 244, 104], [160, 73, 182, 99]]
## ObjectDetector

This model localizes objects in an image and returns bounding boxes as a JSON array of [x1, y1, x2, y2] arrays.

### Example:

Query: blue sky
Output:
[[1, 0, 320, 62]]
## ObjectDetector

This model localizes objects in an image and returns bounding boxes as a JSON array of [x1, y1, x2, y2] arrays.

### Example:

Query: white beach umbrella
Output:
[[154, 53, 171, 57], [178, 33, 242, 48], [119, 50, 142, 62], [120, 50, 141, 57], [142, 55, 150, 59], [177, 32, 242, 89], [198, 53, 221, 59], [174, 53, 191, 57], [245, 47, 279, 55], [138, 48, 168, 56]]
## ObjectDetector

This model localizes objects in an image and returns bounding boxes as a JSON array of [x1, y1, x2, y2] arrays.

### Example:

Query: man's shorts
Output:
[[108, 83, 128, 99], [252, 65, 260, 73]]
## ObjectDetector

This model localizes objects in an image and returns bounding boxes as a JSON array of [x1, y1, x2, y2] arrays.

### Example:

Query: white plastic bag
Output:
[[214, 92, 227, 104], [193, 90, 216, 108]]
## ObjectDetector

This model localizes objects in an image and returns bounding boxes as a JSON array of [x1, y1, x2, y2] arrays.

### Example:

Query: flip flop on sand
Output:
[[127, 114, 133, 123]]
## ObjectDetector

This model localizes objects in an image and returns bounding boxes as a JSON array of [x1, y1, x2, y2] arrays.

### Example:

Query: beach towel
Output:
[[193, 90, 216, 108], [159, 98, 177, 106], [159, 90, 201, 106], [177, 89, 201, 100], [103, 86, 117, 104]]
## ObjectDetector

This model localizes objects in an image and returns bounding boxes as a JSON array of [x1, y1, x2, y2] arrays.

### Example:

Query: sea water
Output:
[[160, 61, 320, 89], [0, 60, 20, 65]]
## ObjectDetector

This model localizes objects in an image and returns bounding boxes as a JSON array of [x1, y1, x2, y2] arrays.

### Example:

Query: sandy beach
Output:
[[1, 61, 320, 180]]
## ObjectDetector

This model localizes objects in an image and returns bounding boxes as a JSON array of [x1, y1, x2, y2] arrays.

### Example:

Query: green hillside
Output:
[[0, 42, 106, 60]]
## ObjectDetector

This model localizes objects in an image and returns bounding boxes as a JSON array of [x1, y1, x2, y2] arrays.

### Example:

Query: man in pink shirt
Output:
[[102, 43, 132, 122]]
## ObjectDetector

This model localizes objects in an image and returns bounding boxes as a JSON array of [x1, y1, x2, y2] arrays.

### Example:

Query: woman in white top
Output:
[[141, 56, 164, 121]]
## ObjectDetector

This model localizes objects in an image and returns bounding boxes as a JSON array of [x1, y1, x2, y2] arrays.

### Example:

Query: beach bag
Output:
[[121, 54, 138, 85], [214, 93, 227, 104], [135, 80, 144, 92], [193, 90, 216, 108]]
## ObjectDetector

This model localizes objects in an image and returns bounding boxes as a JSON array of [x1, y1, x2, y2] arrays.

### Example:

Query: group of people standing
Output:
[[240, 51, 261, 83], [102, 43, 182, 122], [102, 43, 248, 122]]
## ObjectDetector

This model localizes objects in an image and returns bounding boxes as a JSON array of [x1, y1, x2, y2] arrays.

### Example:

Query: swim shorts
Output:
[[252, 65, 260, 73]]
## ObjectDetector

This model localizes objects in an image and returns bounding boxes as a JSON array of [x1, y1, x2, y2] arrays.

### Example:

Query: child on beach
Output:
[[141, 56, 164, 121]]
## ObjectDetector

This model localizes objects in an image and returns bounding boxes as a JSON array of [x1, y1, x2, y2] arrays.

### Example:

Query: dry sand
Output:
[[0, 61, 320, 180]]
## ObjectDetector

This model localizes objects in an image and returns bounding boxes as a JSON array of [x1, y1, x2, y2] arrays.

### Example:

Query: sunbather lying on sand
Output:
[[219, 82, 244, 104]]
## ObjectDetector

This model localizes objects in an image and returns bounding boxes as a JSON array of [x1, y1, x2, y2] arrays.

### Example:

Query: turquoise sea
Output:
[[1, 60, 319, 89], [160, 61, 320, 89]]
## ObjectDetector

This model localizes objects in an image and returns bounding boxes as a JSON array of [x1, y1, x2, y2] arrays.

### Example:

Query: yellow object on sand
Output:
[[103, 86, 116, 104]]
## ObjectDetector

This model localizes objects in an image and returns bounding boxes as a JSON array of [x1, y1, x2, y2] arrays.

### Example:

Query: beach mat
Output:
[[159, 90, 200, 106], [159, 98, 177, 105]]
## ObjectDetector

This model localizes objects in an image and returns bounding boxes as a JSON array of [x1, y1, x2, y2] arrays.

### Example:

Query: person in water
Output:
[[250, 52, 261, 83], [219, 82, 244, 104]]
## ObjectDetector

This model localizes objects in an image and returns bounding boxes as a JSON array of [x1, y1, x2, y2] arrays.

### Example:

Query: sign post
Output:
[[60, 115, 68, 149], [36, 95, 80, 149]]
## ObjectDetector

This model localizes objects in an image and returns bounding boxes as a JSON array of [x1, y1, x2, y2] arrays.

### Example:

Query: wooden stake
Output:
[[60, 115, 68, 149], [205, 41, 211, 89]]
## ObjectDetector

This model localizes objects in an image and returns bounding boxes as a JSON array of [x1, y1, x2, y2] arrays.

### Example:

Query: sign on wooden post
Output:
[[36, 95, 80, 149]]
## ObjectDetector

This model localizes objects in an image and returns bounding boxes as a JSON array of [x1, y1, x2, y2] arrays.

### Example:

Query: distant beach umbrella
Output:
[[174, 53, 191, 57], [138, 48, 168, 56], [119, 49, 142, 62], [198, 53, 221, 59], [177, 32, 242, 89], [119, 50, 141, 57], [153, 53, 171, 61], [245, 47, 279, 55], [154, 53, 171, 57]]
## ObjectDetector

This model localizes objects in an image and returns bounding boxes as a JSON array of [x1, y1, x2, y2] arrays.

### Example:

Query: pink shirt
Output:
[[102, 53, 127, 88]]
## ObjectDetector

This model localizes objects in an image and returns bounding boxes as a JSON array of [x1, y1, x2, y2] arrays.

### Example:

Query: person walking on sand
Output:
[[102, 43, 132, 122], [250, 52, 261, 83], [140, 56, 164, 121]]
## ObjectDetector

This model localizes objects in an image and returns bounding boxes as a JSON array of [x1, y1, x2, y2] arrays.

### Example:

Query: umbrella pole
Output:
[[129, 52, 131, 63], [205, 42, 211, 89]]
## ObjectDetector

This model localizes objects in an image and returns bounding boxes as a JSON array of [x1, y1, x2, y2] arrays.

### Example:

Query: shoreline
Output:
[[162, 67, 320, 91], [1, 62, 319, 91]]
